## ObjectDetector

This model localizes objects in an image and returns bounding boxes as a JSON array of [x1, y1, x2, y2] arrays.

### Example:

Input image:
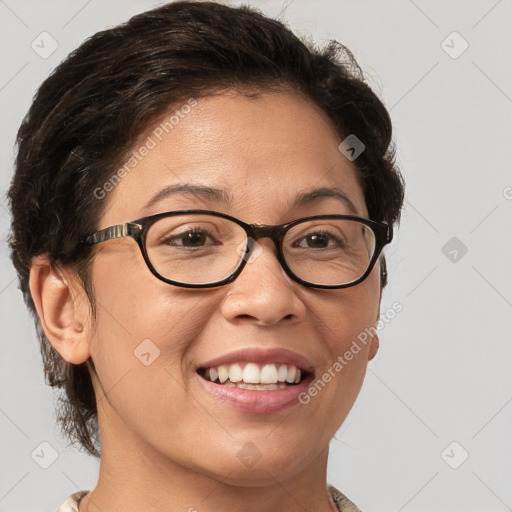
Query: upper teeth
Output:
[[205, 362, 302, 385]]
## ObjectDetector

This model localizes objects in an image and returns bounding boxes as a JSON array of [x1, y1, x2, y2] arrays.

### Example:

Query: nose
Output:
[[220, 239, 306, 326]]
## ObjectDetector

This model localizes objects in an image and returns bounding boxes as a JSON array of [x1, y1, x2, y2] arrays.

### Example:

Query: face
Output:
[[85, 91, 381, 484]]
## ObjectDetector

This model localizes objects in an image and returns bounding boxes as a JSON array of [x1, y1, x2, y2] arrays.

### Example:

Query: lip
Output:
[[197, 347, 313, 371], [197, 371, 315, 413]]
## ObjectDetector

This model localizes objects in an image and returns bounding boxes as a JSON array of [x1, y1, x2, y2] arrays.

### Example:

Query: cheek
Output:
[[303, 269, 380, 419], [90, 246, 197, 345], [88, 253, 188, 394], [88, 288, 213, 452], [87, 251, 224, 413], [318, 267, 380, 354]]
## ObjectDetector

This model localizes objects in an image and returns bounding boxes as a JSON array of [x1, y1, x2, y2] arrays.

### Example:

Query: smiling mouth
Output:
[[197, 362, 312, 390]]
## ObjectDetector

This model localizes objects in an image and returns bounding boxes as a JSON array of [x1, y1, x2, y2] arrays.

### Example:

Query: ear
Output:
[[368, 333, 379, 361], [368, 311, 380, 361], [29, 254, 91, 364]]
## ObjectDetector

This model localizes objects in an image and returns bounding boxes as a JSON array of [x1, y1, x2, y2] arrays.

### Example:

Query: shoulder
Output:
[[56, 491, 89, 512], [328, 484, 364, 512]]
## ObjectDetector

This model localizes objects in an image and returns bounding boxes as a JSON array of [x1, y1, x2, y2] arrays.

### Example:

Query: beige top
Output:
[[57, 486, 362, 511]]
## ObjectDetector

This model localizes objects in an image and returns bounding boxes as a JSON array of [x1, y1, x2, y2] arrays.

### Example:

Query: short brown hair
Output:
[[8, 0, 404, 457]]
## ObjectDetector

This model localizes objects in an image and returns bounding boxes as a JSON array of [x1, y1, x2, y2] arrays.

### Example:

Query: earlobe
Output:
[[29, 254, 90, 364]]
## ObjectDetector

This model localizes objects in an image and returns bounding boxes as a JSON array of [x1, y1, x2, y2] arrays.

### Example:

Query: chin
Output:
[[185, 441, 315, 486]]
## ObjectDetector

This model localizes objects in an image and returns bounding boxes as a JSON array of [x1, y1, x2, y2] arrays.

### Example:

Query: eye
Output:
[[292, 230, 345, 249], [162, 228, 219, 247]]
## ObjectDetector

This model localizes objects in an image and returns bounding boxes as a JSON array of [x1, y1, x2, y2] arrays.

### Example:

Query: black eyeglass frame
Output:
[[80, 209, 393, 290]]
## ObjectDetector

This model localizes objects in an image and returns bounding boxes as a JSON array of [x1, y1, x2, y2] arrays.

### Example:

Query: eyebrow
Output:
[[143, 183, 358, 215], [292, 187, 358, 215], [144, 183, 234, 210]]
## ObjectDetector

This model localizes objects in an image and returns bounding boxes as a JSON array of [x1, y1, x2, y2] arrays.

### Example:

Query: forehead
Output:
[[100, 91, 367, 226]]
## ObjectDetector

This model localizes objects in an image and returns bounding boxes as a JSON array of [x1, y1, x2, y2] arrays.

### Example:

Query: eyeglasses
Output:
[[80, 209, 393, 289]]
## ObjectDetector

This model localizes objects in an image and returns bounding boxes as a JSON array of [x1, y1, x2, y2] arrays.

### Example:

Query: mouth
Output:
[[197, 362, 313, 390], [195, 347, 315, 413]]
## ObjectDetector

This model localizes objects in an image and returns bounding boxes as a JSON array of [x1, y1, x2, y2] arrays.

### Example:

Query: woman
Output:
[[8, 1, 404, 511]]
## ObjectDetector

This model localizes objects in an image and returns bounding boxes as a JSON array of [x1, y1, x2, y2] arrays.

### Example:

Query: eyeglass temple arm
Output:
[[84, 223, 143, 245], [386, 225, 393, 243]]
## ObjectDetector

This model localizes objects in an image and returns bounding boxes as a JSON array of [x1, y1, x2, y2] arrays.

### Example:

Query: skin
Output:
[[29, 90, 381, 512]]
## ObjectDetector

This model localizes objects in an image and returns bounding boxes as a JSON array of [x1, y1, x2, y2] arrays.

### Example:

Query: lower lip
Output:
[[196, 373, 314, 414]]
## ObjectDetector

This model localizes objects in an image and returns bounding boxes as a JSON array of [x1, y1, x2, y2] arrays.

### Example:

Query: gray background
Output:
[[1, 1, 511, 511]]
